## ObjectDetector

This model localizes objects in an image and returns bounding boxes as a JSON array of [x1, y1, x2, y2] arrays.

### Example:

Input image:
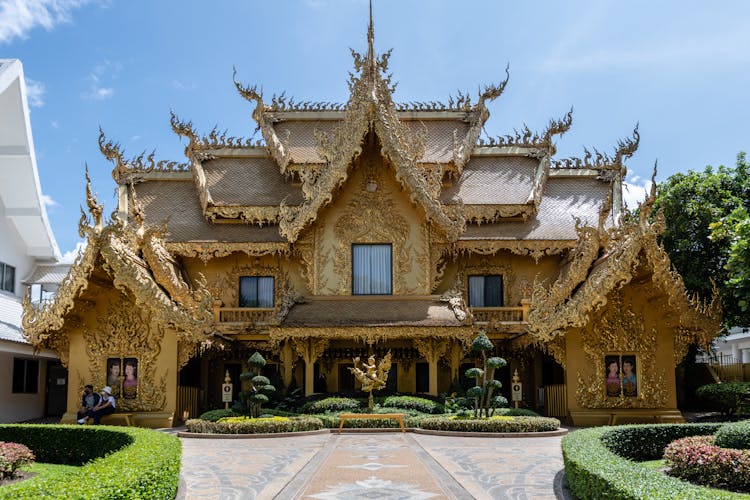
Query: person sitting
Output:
[[81, 386, 116, 425], [76, 385, 100, 423]]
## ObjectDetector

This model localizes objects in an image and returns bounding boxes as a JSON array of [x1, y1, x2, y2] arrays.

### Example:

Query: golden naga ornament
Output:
[[349, 351, 392, 412]]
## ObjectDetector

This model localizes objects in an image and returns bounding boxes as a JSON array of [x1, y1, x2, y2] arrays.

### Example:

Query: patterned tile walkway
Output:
[[178, 432, 568, 499]]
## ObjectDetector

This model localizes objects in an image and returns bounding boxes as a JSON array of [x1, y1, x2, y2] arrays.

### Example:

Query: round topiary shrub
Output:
[[300, 397, 360, 413], [715, 419, 750, 450], [664, 435, 750, 493], [419, 415, 559, 433]]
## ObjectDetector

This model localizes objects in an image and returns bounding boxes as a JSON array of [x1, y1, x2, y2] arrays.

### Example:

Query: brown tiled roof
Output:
[[273, 120, 338, 164], [203, 157, 303, 206], [404, 120, 469, 163], [460, 177, 610, 240], [440, 156, 537, 205], [282, 298, 462, 327], [135, 181, 285, 242], [273, 119, 468, 165]]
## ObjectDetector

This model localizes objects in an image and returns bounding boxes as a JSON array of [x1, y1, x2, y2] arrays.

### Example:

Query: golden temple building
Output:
[[22, 15, 722, 427]]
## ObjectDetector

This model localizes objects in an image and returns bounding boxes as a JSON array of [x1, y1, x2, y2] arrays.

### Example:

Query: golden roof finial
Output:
[[366, 0, 375, 76]]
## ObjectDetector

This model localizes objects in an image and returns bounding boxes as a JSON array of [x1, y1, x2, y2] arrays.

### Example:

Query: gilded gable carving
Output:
[[82, 293, 167, 412], [575, 291, 668, 409]]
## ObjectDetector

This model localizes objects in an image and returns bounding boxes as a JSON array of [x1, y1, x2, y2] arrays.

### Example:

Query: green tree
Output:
[[238, 352, 276, 418], [464, 332, 508, 418], [653, 152, 749, 327]]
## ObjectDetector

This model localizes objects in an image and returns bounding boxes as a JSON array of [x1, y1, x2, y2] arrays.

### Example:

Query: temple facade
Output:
[[22, 19, 721, 427]]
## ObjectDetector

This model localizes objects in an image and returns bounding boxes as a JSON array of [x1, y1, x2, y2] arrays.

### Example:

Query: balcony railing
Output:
[[214, 305, 276, 324], [470, 300, 530, 324]]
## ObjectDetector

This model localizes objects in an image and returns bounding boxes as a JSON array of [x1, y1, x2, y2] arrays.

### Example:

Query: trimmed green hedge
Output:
[[0, 424, 180, 499], [716, 420, 750, 450], [198, 408, 240, 422], [382, 396, 444, 414], [300, 397, 360, 413], [186, 416, 323, 434], [561, 424, 747, 499], [419, 416, 559, 432], [696, 382, 750, 415]]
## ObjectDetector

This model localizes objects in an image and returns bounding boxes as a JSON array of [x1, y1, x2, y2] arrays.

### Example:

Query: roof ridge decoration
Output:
[[233, 68, 294, 174], [551, 124, 640, 171], [23, 170, 215, 363], [478, 108, 574, 152], [527, 166, 722, 351], [98, 127, 190, 184], [230, 8, 466, 242], [169, 110, 264, 155], [452, 64, 510, 174]]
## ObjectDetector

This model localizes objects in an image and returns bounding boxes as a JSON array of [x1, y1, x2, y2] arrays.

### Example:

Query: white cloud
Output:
[[60, 240, 86, 264], [622, 175, 653, 210], [130, 135, 140, 141], [0, 0, 93, 44], [40, 193, 57, 207], [50, 119, 58, 128], [82, 59, 120, 100], [25, 77, 45, 107]]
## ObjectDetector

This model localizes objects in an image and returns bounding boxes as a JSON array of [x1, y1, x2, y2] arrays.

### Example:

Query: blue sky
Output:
[[2, 0, 749, 259]]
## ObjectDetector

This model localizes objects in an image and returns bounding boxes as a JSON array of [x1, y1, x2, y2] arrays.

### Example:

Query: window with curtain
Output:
[[468, 275, 504, 307], [352, 244, 392, 295], [239, 276, 275, 307]]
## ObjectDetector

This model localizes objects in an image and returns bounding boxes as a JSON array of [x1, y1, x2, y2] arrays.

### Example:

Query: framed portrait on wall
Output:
[[604, 355, 621, 397], [106, 358, 121, 398], [123, 358, 138, 400], [604, 354, 637, 398], [621, 355, 637, 397]]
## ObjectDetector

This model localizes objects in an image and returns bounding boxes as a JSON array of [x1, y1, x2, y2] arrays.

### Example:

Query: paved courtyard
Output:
[[178, 431, 568, 499]]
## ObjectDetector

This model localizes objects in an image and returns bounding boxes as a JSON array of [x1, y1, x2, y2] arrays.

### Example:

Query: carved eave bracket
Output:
[[233, 68, 292, 174], [98, 127, 190, 186], [452, 64, 510, 174]]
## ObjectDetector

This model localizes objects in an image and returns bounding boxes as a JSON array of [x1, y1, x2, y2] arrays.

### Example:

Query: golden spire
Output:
[[366, 0, 375, 77]]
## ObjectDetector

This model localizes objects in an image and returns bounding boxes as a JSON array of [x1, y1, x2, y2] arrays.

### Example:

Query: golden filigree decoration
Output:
[[331, 167, 419, 295], [165, 242, 290, 264], [169, 110, 263, 154], [269, 326, 475, 347], [452, 64, 510, 174], [462, 204, 536, 224], [575, 291, 668, 409], [552, 124, 639, 170], [83, 294, 167, 412], [455, 240, 575, 262], [477, 108, 573, 152], [414, 338, 449, 363], [275, 28, 465, 243], [232, 68, 292, 174], [98, 127, 189, 184], [205, 205, 292, 225], [528, 178, 721, 347]]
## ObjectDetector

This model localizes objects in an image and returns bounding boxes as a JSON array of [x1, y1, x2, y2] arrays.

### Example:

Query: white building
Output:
[[0, 59, 68, 422], [713, 327, 750, 364]]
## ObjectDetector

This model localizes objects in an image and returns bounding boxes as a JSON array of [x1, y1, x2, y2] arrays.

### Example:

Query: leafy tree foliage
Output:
[[653, 152, 749, 327], [238, 352, 276, 418]]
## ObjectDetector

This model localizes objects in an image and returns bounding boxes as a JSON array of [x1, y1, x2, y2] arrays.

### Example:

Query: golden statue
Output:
[[349, 351, 392, 412]]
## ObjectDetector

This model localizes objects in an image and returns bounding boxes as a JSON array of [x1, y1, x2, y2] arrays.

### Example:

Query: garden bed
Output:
[[561, 423, 750, 499], [0, 424, 180, 499], [185, 416, 324, 434]]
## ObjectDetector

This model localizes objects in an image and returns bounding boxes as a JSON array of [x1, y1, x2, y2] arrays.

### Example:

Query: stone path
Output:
[[178, 431, 567, 499]]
